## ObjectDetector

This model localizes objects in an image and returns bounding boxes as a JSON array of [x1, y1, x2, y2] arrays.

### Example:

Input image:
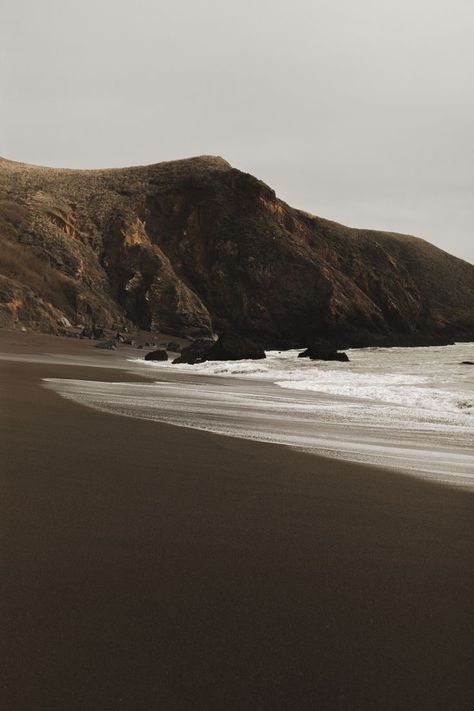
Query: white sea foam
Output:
[[136, 344, 474, 424]]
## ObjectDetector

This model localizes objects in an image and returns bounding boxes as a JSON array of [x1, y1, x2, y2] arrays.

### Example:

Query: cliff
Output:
[[1, 155, 473, 347]]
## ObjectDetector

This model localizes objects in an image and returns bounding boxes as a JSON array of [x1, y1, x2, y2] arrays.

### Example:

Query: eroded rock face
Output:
[[1, 154, 473, 347]]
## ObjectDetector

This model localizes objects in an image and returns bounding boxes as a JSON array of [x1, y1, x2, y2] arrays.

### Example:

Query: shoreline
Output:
[[40, 342, 474, 488], [45, 367, 474, 490], [1, 331, 473, 710]]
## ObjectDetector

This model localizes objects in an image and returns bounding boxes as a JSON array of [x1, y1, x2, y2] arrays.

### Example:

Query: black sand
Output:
[[1, 333, 473, 710]]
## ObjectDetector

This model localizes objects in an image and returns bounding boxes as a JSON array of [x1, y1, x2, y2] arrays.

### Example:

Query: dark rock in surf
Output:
[[144, 349, 168, 361], [173, 333, 265, 364], [299, 345, 349, 362], [208, 332, 266, 361], [172, 339, 215, 364], [461, 360, 474, 365]]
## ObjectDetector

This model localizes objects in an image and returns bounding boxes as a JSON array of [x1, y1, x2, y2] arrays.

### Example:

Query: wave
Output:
[[135, 344, 474, 424]]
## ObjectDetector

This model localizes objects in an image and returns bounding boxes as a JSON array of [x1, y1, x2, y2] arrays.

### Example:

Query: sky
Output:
[[1, 0, 473, 263]]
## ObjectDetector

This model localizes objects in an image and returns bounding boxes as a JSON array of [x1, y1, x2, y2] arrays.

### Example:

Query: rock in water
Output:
[[208, 333, 266, 361], [144, 349, 168, 361], [299, 345, 349, 361], [172, 339, 216, 364], [173, 333, 265, 364]]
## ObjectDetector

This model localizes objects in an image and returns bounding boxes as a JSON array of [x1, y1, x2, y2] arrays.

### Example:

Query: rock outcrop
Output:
[[172, 339, 216, 365], [144, 349, 168, 361], [299, 346, 350, 362], [1, 154, 473, 348], [173, 333, 265, 364], [205, 332, 266, 362]]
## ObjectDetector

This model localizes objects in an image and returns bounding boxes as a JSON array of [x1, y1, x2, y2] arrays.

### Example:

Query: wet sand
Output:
[[1, 332, 473, 710]]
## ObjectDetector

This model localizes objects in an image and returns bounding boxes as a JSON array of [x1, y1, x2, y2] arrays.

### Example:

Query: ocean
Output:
[[45, 343, 474, 487]]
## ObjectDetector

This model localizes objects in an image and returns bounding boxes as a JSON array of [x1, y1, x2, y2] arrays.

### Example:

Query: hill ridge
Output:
[[1, 155, 473, 347]]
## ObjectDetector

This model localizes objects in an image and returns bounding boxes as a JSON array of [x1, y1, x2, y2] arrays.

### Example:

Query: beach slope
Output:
[[1, 334, 473, 710]]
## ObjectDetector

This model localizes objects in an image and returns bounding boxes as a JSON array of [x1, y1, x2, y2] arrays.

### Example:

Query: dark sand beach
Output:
[[1, 333, 473, 710]]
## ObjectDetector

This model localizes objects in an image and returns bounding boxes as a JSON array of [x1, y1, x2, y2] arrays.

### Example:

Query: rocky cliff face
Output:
[[1, 154, 473, 347]]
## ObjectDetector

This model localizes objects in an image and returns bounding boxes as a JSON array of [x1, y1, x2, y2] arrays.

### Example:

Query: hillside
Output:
[[1, 154, 473, 347]]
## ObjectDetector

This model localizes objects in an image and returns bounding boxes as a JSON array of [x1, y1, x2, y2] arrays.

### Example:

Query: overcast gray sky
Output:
[[2, 0, 473, 262]]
